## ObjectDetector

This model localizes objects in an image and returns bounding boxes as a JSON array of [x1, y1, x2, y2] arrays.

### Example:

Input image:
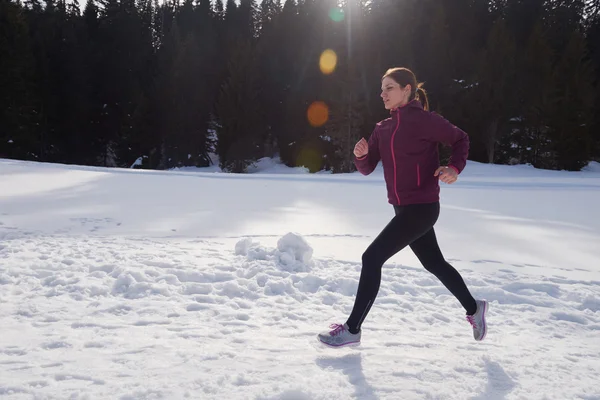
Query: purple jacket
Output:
[[355, 99, 469, 206]]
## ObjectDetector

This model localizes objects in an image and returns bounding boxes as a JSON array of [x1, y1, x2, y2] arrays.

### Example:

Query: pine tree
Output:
[[257, 0, 280, 35], [255, 0, 283, 157], [265, 0, 311, 167], [0, 1, 40, 160], [78, 0, 103, 165], [84, 0, 156, 167], [585, 5, 600, 160], [54, 1, 95, 165], [167, 31, 213, 167], [214, 0, 224, 20], [504, 0, 546, 44], [512, 21, 556, 167], [325, 63, 366, 172], [466, 17, 517, 163], [238, 0, 258, 38], [322, 0, 369, 173], [224, 0, 237, 31], [545, 0, 587, 56], [587, 0, 600, 17], [416, 3, 455, 114], [549, 29, 596, 170], [215, 39, 264, 173]]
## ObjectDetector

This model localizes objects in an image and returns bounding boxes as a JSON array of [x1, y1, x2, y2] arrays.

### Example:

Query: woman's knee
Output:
[[420, 256, 450, 276], [420, 259, 439, 274], [362, 248, 384, 269]]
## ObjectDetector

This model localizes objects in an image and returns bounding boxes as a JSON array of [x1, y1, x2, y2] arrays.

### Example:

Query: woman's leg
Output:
[[344, 203, 439, 334], [409, 227, 478, 315], [318, 201, 487, 346]]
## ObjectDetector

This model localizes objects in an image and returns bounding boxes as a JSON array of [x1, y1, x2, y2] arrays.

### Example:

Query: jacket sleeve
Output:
[[354, 126, 381, 175], [426, 112, 470, 174]]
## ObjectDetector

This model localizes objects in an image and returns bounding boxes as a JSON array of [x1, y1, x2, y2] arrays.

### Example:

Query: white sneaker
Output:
[[466, 300, 488, 341], [317, 323, 361, 347]]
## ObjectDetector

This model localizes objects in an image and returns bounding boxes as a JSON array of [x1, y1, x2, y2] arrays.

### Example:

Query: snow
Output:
[[1, 156, 600, 399], [174, 156, 314, 175], [583, 161, 600, 173], [129, 156, 144, 168]]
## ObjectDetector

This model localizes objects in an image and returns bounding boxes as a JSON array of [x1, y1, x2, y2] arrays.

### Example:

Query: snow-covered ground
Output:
[[1, 157, 599, 400]]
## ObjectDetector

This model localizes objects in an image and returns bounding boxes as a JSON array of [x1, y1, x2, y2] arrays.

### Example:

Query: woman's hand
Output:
[[354, 138, 369, 158], [434, 166, 458, 184]]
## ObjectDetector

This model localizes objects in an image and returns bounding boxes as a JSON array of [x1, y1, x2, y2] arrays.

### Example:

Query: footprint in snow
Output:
[[42, 341, 72, 350], [0, 347, 27, 356], [84, 342, 106, 348], [54, 373, 105, 385], [472, 259, 503, 265], [551, 312, 588, 325], [41, 362, 63, 368], [28, 381, 49, 388]]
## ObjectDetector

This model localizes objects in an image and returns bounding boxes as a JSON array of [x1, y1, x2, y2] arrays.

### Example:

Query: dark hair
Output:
[[382, 67, 429, 111]]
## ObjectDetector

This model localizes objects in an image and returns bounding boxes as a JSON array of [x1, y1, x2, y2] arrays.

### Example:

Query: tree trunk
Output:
[[486, 118, 499, 163]]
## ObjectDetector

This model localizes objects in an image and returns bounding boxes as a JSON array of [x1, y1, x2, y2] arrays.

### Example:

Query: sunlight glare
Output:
[[307, 101, 329, 127], [329, 7, 344, 22], [319, 49, 337, 75]]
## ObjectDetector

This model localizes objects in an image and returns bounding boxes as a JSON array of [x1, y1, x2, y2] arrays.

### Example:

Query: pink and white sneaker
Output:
[[317, 323, 361, 347], [466, 300, 488, 341]]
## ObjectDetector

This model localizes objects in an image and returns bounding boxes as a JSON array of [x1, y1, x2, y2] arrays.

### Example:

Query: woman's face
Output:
[[381, 76, 411, 110]]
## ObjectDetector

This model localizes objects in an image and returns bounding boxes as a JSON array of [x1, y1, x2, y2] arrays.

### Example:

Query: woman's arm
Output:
[[426, 112, 469, 174], [354, 127, 381, 175]]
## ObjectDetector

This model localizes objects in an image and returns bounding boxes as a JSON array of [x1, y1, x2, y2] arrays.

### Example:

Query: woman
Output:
[[318, 67, 488, 347]]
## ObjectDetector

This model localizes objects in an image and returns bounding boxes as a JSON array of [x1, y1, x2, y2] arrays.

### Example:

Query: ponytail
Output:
[[415, 84, 429, 111]]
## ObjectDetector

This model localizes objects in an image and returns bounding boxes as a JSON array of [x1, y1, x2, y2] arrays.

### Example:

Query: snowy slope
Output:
[[1, 157, 599, 400]]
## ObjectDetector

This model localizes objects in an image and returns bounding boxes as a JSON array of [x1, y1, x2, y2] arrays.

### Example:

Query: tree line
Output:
[[1, 0, 599, 172]]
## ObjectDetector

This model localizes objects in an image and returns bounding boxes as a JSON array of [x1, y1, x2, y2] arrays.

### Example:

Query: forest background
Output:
[[2, 0, 599, 173]]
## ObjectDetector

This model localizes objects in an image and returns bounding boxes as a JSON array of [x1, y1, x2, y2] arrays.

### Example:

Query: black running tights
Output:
[[345, 202, 477, 333]]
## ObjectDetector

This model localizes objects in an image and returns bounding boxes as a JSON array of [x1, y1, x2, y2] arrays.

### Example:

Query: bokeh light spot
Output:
[[307, 101, 329, 127], [320, 49, 337, 75], [329, 7, 344, 22], [296, 147, 322, 173]]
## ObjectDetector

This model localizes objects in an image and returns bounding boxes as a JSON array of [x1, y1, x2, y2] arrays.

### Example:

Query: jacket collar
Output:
[[390, 99, 422, 114]]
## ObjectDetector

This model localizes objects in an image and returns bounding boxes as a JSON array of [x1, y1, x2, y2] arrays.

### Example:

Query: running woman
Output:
[[317, 67, 488, 347]]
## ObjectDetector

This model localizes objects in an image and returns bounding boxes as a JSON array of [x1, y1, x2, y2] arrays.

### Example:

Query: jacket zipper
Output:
[[390, 112, 401, 204], [417, 163, 421, 187]]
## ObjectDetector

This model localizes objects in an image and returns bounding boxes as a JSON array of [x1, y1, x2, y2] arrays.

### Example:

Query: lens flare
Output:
[[307, 101, 329, 127], [329, 7, 344, 22], [319, 49, 337, 75], [296, 147, 321, 172]]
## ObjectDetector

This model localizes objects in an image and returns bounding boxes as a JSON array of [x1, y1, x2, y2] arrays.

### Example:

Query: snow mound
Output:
[[234, 233, 313, 272], [276, 232, 313, 266], [235, 237, 258, 256], [234, 237, 270, 261], [246, 157, 311, 174], [583, 161, 600, 173], [173, 155, 313, 174], [111, 270, 172, 299]]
